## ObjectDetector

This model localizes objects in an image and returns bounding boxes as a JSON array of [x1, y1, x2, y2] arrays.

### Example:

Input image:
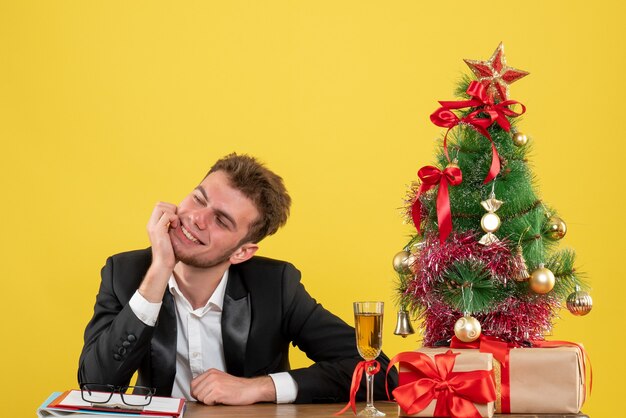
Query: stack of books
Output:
[[37, 390, 185, 418]]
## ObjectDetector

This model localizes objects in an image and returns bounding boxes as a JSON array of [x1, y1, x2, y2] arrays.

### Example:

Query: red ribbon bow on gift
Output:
[[386, 350, 496, 418], [411, 164, 463, 243], [335, 360, 380, 416], [451, 335, 514, 413], [430, 81, 526, 184]]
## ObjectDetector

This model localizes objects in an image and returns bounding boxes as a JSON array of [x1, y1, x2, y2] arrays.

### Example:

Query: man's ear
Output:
[[229, 243, 259, 265]]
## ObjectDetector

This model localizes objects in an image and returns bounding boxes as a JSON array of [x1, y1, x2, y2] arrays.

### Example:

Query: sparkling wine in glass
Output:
[[353, 301, 385, 417]]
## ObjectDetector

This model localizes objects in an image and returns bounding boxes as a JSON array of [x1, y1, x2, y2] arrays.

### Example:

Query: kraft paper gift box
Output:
[[395, 348, 495, 418], [501, 345, 586, 414]]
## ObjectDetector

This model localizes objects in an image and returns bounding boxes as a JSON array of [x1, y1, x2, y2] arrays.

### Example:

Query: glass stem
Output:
[[366, 369, 374, 409]]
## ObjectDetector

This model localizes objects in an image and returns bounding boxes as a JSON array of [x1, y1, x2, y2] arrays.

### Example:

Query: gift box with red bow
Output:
[[389, 348, 496, 418], [389, 342, 590, 416]]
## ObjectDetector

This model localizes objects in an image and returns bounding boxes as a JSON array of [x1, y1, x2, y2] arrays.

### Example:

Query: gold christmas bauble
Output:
[[392, 251, 415, 274], [566, 288, 593, 316], [512, 132, 528, 147], [546, 216, 567, 240], [446, 159, 460, 170], [529, 264, 555, 294], [454, 315, 482, 343], [480, 212, 501, 233]]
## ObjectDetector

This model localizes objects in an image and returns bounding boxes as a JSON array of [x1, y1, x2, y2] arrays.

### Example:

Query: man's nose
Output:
[[190, 208, 212, 230]]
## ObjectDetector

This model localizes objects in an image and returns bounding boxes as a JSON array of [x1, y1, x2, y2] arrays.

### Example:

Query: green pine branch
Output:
[[434, 259, 508, 313]]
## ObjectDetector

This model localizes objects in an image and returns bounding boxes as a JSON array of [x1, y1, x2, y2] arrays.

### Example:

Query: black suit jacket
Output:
[[78, 249, 397, 403]]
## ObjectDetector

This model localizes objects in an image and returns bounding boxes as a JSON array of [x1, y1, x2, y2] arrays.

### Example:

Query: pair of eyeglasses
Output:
[[80, 383, 156, 407]]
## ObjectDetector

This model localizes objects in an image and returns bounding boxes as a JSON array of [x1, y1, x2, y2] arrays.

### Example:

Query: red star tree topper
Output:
[[463, 42, 529, 102]]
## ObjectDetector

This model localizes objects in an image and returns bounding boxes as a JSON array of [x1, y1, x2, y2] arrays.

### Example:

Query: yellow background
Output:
[[1, 1, 622, 416]]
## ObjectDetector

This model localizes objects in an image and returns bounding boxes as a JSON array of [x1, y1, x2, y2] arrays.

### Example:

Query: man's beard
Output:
[[173, 244, 239, 269]]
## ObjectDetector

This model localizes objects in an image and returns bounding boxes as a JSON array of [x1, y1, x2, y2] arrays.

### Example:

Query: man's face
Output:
[[169, 170, 260, 268]]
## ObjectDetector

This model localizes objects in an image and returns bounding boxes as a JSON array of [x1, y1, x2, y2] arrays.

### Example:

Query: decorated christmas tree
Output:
[[394, 43, 593, 347]]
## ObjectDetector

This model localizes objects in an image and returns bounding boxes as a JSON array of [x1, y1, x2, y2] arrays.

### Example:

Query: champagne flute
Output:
[[353, 301, 385, 417]]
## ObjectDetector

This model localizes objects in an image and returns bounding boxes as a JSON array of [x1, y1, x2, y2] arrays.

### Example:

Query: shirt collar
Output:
[[168, 268, 230, 314]]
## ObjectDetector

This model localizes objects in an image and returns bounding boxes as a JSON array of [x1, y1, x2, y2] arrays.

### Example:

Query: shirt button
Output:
[[193, 352, 200, 358]]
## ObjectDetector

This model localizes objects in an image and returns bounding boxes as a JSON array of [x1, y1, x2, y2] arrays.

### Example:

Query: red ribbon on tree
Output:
[[430, 81, 526, 184], [411, 164, 462, 243], [335, 360, 381, 416], [385, 350, 496, 418]]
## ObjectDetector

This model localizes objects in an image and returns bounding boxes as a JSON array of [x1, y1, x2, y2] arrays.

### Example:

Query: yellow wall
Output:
[[1, 1, 622, 416]]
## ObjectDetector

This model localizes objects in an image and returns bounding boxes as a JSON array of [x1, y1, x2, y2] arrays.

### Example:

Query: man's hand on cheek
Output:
[[147, 201, 179, 270], [138, 202, 179, 303], [190, 369, 277, 406]]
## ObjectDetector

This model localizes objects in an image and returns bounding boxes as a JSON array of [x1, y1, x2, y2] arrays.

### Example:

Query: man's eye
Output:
[[193, 195, 205, 205], [216, 217, 227, 227]]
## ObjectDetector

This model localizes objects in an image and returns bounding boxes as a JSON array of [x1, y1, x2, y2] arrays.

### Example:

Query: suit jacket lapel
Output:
[[151, 289, 177, 395], [222, 266, 251, 377]]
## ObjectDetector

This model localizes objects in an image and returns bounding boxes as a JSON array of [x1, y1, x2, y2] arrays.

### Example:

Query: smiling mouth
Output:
[[180, 225, 203, 245]]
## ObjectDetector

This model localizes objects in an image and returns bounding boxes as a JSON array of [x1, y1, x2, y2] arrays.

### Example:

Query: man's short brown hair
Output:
[[207, 153, 291, 244]]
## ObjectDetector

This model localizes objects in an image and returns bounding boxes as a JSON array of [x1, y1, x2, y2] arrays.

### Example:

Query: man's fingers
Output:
[[157, 211, 179, 229], [191, 369, 219, 388], [146, 201, 179, 271], [190, 369, 225, 405], [148, 202, 178, 228]]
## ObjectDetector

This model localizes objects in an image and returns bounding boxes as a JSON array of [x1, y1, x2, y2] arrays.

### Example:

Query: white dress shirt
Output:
[[129, 269, 298, 403]]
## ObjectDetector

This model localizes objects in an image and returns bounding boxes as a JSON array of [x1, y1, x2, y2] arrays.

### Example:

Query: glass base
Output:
[[357, 406, 386, 416]]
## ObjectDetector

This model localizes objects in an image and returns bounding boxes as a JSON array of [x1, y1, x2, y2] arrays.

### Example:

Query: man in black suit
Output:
[[78, 153, 397, 405]]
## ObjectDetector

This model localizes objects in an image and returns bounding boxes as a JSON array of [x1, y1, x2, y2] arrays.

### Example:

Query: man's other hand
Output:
[[190, 369, 276, 405]]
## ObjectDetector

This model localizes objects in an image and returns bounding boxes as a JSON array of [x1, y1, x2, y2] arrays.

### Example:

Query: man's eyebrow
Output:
[[195, 186, 208, 201], [214, 209, 237, 229], [194, 186, 237, 228]]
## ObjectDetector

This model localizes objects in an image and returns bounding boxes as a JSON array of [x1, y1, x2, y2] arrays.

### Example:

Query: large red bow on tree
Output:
[[386, 350, 496, 418], [430, 81, 526, 184], [411, 164, 462, 243]]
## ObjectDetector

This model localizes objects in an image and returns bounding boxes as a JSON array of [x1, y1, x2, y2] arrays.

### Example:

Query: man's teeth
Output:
[[181, 226, 200, 244]]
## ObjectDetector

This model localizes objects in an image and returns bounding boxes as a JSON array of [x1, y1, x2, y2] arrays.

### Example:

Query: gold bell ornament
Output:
[[393, 307, 416, 338], [513, 245, 530, 282], [566, 285, 593, 316], [454, 313, 482, 343], [529, 264, 555, 294]]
